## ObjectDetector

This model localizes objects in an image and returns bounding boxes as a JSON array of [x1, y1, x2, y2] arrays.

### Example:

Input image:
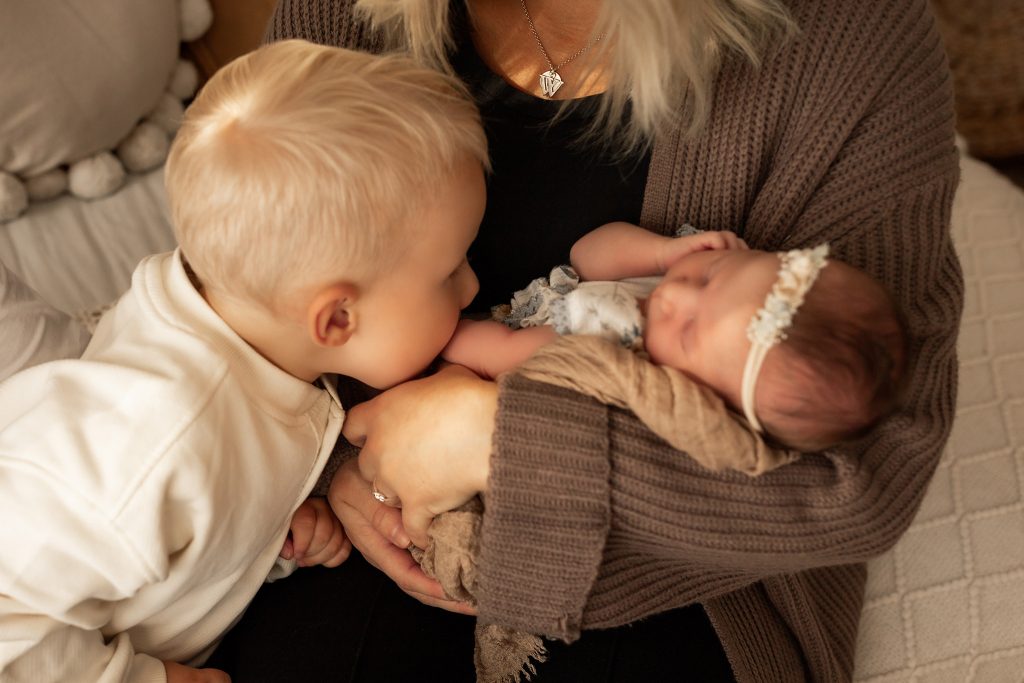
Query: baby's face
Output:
[[644, 248, 780, 408]]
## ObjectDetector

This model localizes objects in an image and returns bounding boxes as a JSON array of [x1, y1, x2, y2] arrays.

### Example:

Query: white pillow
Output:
[[0, 1, 180, 177], [0, 0, 211, 221]]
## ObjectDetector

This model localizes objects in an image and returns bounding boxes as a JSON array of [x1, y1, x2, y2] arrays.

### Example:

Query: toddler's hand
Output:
[[163, 661, 231, 683], [659, 230, 747, 271], [281, 497, 352, 568]]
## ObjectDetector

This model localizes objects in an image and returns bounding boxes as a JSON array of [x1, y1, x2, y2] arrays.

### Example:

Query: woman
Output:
[[208, 0, 961, 680]]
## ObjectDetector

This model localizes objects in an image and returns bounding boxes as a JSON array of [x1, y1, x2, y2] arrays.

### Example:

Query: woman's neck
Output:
[[468, 0, 608, 99]]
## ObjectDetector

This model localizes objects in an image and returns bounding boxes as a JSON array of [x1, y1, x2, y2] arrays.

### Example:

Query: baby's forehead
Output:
[[720, 248, 779, 281], [704, 250, 782, 309]]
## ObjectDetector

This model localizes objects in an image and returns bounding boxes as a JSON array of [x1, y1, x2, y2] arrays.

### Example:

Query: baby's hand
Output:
[[163, 661, 231, 683], [281, 497, 352, 568], [659, 230, 747, 271]]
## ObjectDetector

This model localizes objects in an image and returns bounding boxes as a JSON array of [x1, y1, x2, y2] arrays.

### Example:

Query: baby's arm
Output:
[[442, 319, 558, 380], [570, 221, 746, 280]]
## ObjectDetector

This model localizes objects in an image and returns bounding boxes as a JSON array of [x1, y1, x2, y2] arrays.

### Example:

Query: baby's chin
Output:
[[643, 342, 664, 367]]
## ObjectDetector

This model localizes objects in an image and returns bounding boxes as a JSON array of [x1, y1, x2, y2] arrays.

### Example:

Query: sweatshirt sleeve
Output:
[[0, 469, 165, 682], [0, 262, 90, 383], [476, 0, 962, 640]]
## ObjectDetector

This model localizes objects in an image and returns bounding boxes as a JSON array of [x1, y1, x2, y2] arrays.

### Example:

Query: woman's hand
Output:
[[342, 364, 497, 548], [328, 459, 476, 615]]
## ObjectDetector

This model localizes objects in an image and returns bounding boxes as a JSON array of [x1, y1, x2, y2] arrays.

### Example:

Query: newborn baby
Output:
[[445, 221, 908, 453]]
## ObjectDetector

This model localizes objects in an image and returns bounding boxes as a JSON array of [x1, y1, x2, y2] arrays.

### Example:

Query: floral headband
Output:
[[741, 244, 830, 432]]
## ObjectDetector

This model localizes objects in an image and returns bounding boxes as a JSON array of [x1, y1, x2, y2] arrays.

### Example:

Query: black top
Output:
[[449, 6, 651, 313]]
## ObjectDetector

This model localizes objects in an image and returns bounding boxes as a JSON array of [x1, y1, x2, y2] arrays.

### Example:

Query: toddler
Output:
[[0, 40, 487, 682], [444, 221, 908, 457]]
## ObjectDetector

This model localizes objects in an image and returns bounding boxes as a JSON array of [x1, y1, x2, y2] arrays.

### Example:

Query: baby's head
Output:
[[165, 40, 489, 388], [645, 246, 907, 451]]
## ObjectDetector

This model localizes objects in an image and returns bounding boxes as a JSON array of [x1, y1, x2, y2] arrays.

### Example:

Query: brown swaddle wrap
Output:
[[417, 335, 799, 682], [411, 499, 547, 683], [516, 335, 800, 476]]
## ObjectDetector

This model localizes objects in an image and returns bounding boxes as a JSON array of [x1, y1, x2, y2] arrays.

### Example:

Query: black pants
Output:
[[207, 553, 736, 682]]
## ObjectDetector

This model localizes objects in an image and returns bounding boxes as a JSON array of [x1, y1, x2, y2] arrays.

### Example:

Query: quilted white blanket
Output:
[[855, 155, 1024, 682]]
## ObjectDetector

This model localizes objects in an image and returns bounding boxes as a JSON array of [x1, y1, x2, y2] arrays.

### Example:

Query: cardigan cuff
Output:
[[476, 373, 611, 642]]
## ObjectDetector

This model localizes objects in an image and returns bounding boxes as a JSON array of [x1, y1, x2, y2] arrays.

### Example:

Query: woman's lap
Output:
[[207, 553, 736, 682]]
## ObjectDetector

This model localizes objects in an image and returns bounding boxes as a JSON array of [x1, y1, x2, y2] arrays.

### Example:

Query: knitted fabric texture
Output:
[[412, 500, 546, 683], [415, 335, 799, 681], [267, 0, 962, 679], [517, 336, 800, 475]]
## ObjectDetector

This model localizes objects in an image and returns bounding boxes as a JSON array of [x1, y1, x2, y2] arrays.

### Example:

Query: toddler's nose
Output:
[[460, 267, 480, 309]]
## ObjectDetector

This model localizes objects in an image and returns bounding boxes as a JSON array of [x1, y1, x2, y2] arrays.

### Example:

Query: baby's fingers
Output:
[[703, 230, 744, 250], [320, 533, 353, 568], [301, 514, 348, 567], [295, 499, 337, 563], [664, 231, 742, 269], [287, 501, 317, 558], [722, 231, 749, 250]]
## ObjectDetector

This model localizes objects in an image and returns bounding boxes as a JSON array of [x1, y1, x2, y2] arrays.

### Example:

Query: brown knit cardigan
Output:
[[266, 1, 962, 680]]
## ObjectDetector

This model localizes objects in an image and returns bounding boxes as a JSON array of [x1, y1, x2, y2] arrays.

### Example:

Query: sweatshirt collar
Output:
[[140, 250, 340, 418]]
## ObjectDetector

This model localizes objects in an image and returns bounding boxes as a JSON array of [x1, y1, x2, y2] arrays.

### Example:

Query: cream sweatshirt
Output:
[[0, 251, 343, 682]]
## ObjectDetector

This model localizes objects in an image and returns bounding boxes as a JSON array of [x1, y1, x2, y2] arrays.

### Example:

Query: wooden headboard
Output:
[[186, 0, 280, 79]]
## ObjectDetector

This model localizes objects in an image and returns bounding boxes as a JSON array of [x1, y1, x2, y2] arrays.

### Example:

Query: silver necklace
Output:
[[519, 0, 605, 98]]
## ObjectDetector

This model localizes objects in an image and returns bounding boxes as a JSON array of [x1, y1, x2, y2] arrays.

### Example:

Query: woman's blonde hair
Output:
[[166, 39, 489, 310], [356, 0, 796, 151]]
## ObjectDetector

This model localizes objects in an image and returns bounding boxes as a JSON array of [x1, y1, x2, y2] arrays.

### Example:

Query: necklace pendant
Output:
[[539, 70, 563, 97]]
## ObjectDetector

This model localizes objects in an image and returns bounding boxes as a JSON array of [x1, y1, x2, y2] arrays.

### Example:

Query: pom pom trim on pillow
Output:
[[0, 0, 214, 222]]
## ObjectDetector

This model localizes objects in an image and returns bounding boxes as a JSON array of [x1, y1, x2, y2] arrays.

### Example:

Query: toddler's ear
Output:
[[308, 284, 359, 347]]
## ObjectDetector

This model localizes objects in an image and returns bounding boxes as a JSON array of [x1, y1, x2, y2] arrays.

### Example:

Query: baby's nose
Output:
[[651, 279, 698, 319]]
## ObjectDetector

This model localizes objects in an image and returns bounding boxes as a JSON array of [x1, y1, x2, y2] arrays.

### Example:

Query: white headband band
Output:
[[741, 244, 830, 432]]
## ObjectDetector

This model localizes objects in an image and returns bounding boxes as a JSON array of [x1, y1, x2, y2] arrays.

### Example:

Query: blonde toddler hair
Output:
[[166, 39, 489, 309]]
